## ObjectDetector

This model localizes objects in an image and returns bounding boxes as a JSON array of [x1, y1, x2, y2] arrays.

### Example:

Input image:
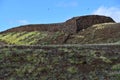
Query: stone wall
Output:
[[75, 15, 115, 31], [2, 15, 115, 34], [3, 23, 64, 32]]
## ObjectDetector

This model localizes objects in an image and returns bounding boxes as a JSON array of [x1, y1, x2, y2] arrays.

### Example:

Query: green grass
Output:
[[0, 31, 46, 45], [0, 31, 66, 45], [112, 64, 120, 70]]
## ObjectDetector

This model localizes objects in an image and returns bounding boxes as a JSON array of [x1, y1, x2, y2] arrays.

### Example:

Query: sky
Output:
[[0, 0, 120, 31]]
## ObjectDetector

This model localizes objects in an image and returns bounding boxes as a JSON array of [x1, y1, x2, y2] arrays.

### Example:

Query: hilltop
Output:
[[0, 15, 120, 45]]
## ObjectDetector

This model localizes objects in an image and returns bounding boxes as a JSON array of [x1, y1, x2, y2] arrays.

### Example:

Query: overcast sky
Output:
[[0, 0, 120, 31]]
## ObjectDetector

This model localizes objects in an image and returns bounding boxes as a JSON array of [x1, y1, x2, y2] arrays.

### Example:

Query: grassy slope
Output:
[[66, 23, 120, 44], [0, 31, 68, 45], [0, 23, 120, 45], [0, 46, 120, 80], [0, 23, 120, 80]]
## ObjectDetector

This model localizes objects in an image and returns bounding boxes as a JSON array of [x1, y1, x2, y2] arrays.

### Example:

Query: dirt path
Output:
[[0, 44, 120, 51]]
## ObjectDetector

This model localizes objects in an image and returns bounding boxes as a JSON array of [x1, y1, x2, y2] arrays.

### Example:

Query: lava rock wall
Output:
[[75, 15, 115, 31], [3, 23, 64, 32]]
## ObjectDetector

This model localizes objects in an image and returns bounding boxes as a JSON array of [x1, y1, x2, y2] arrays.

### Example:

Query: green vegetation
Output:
[[66, 23, 120, 44], [0, 23, 120, 45], [0, 20, 120, 79], [0, 31, 65, 45], [112, 64, 120, 70], [0, 47, 120, 79], [0, 31, 47, 45], [67, 66, 78, 74]]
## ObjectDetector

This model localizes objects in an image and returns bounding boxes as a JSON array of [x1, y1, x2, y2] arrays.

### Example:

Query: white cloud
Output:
[[57, 1, 78, 7], [17, 20, 29, 24], [93, 6, 120, 22]]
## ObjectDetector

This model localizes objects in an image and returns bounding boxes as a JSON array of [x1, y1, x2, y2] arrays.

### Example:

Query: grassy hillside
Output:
[[0, 46, 120, 80], [0, 23, 120, 45], [0, 22, 120, 80], [66, 23, 120, 44], [0, 31, 68, 45]]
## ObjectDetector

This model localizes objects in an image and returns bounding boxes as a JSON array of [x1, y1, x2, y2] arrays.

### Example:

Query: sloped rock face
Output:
[[1, 15, 115, 34]]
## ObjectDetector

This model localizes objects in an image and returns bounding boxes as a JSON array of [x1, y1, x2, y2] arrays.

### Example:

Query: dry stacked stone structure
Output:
[[2, 15, 115, 34]]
